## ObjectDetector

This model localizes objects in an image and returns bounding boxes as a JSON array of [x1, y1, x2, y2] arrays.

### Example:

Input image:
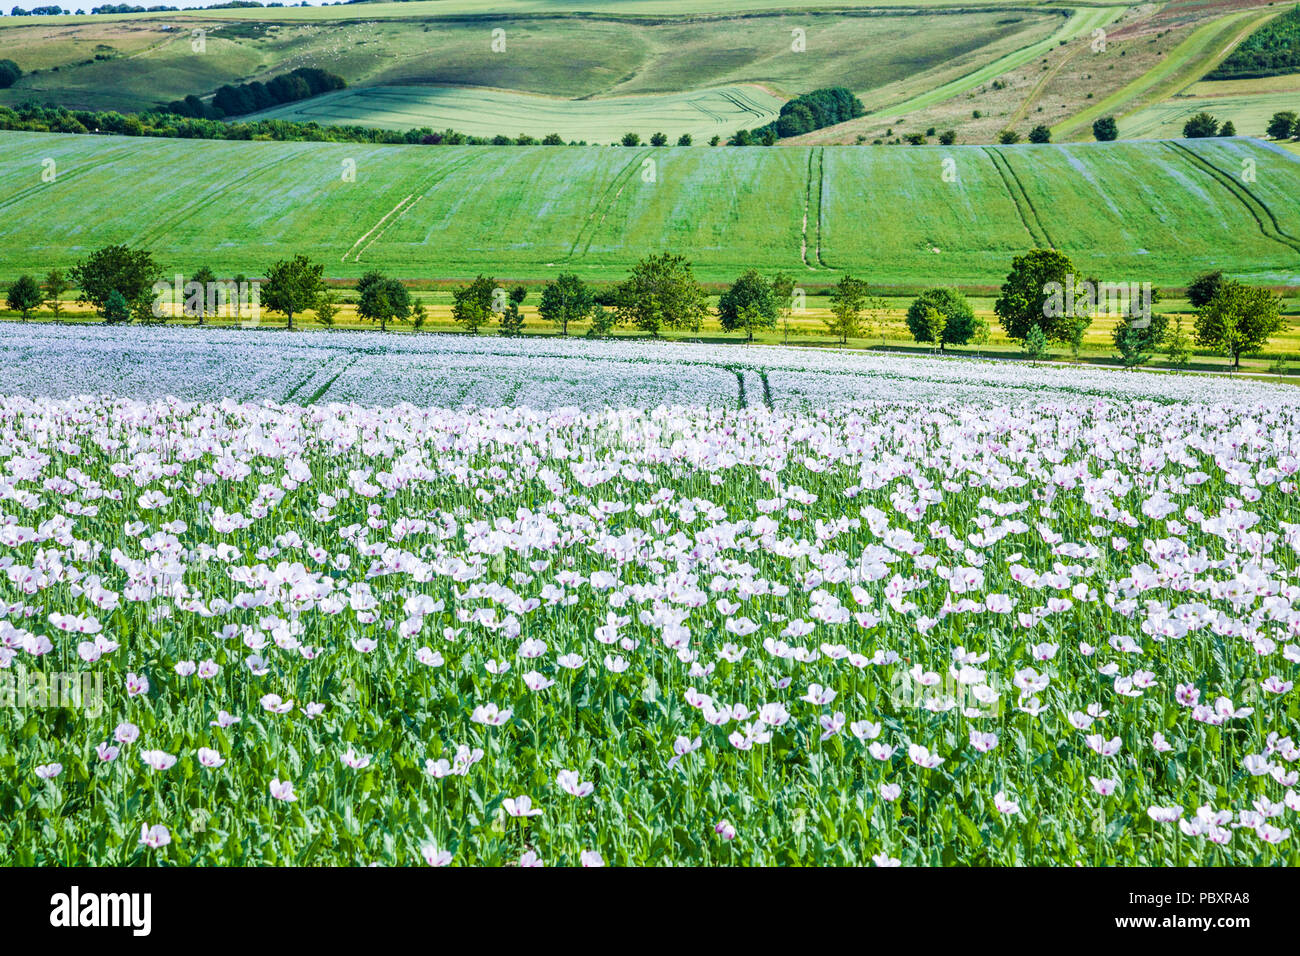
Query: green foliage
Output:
[[356, 271, 411, 332], [452, 275, 498, 335], [262, 254, 326, 330], [1022, 323, 1048, 362], [1092, 116, 1118, 141], [314, 290, 340, 328], [762, 87, 865, 140], [538, 273, 593, 337], [615, 254, 707, 337], [1028, 125, 1051, 144], [1210, 5, 1300, 79], [1267, 110, 1298, 139], [1183, 112, 1219, 138], [1193, 279, 1285, 368], [1112, 311, 1169, 368], [202, 68, 346, 120], [998, 129, 1021, 145], [825, 274, 870, 344], [0, 59, 21, 90], [69, 244, 161, 320], [905, 287, 977, 351], [499, 286, 527, 337], [717, 270, 778, 341], [1185, 270, 1224, 310], [5, 274, 42, 321], [1164, 313, 1192, 368], [994, 248, 1077, 344], [43, 268, 69, 321]]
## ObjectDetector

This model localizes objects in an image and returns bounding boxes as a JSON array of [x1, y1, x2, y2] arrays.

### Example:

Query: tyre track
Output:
[[1165, 141, 1300, 253]]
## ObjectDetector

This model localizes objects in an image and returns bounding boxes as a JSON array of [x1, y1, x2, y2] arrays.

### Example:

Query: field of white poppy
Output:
[[2, 327, 1299, 865]]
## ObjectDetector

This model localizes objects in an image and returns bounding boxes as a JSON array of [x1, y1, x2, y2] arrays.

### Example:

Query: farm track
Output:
[[567, 149, 651, 260], [815, 147, 831, 269], [983, 147, 1053, 248], [353, 152, 481, 261], [1165, 142, 1300, 255]]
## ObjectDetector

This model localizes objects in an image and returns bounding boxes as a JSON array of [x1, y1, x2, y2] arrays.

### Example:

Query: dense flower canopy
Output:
[[2, 386, 1298, 865]]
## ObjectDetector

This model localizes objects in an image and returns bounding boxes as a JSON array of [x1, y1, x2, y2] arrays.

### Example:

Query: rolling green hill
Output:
[[243, 84, 784, 142], [1, 130, 1297, 286]]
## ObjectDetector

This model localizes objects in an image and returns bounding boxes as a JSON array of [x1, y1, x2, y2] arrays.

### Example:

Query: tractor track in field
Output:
[[346, 153, 479, 263], [983, 147, 1054, 249], [801, 149, 821, 270], [815, 147, 831, 269], [135, 154, 295, 250], [566, 149, 651, 261], [1165, 142, 1300, 255], [0, 141, 145, 216]]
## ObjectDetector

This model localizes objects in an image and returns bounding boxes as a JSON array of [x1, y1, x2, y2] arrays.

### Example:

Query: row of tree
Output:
[[166, 68, 346, 120], [992, 249, 1284, 369], [4, 245, 1288, 370]]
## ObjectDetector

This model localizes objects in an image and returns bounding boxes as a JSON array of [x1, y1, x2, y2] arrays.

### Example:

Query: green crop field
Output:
[[2, 130, 1298, 286], [1123, 74, 1300, 140], [0, 5, 1064, 126], [244, 85, 784, 142]]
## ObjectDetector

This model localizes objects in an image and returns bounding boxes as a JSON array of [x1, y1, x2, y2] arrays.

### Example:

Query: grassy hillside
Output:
[[0, 6, 1063, 122], [244, 84, 784, 142], [1, 130, 1297, 286]]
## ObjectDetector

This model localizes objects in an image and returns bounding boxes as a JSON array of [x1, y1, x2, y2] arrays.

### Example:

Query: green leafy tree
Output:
[[938, 130, 957, 146], [5, 274, 42, 322], [499, 285, 527, 337], [315, 290, 340, 328], [1193, 279, 1284, 368], [919, 306, 946, 350], [69, 244, 161, 320], [586, 304, 618, 339], [1186, 270, 1224, 309], [998, 129, 1021, 145], [357, 271, 411, 332], [1028, 125, 1051, 144], [649, 131, 668, 147], [1164, 312, 1192, 368], [452, 275, 497, 335], [262, 254, 325, 330], [614, 253, 707, 337], [1113, 310, 1168, 367], [718, 269, 778, 341], [1267, 111, 1297, 140], [538, 273, 593, 336], [43, 269, 69, 321], [0, 59, 21, 90], [621, 132, 641, 147], [410, 300, 427, 331], [771, 271, 796, 343], [1183, 112, 1219, 138], [905, 288, 977, 351], [677, 133, 692, 146], [1092, 116, 1118, 141], [1220, 120, 1236, 137], [1023, 324, 1049, 362], [824, 274, 870, 344], [994, 248, 1077, 344], [103, 289, 131, 325]]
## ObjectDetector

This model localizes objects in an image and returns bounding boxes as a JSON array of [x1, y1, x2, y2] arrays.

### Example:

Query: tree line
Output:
[[3, 244, 1289, 371]]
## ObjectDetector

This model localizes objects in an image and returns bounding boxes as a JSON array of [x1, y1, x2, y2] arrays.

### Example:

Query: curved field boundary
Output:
[[1165, 141, 1300, 254], [983, 147, 1053, 248], [1054, 7, 1281, 141], [869, 5, 1121, 121]]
